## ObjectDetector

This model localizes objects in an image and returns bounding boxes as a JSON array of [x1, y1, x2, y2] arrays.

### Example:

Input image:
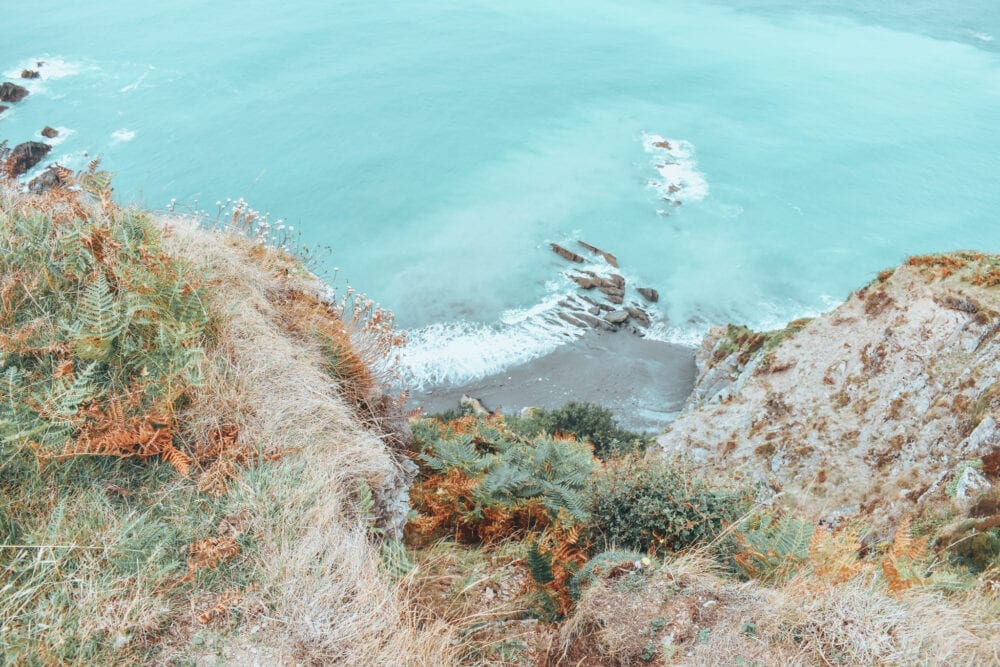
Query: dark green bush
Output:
[[507, 401, 647, 459], [588, 455, 751, 556]]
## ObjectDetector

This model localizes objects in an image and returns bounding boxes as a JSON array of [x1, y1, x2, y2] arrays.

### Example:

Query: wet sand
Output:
[[408, 331, 697, 433]]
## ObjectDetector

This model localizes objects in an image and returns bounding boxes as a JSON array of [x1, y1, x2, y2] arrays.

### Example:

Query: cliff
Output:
[[658, 253, 1000, 535]]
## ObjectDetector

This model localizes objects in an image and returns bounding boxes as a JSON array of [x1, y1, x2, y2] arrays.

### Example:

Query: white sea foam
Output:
[[121, 68, 151, 93], [642, 132, 709, 204], [112, 129, 136, 143], [402, 306, 583, 389], [968, 30, 994, 43], [403, 250, 679, 388], [4, 57, 82, 81]]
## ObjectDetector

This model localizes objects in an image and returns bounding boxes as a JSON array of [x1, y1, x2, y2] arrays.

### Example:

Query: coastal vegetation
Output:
[[2, 168, 1000, 664]]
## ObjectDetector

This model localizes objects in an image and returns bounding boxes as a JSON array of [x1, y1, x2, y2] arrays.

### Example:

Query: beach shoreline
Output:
[[408, 330, 697, 433]]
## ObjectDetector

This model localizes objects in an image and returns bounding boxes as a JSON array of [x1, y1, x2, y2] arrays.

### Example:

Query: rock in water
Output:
[[577, 240, 620, 267], [28, 165, 70, 194], [41, 126, 58, 138], [550, 243, 585, 263], [0, 82, 29, 103], [6, 141, 51, 176], [20, 70, 40, 79], [626, 307, 651, 327], [604, 310, 630, 324], [637, 287, 660, 303], [0, 105, 8, 114]]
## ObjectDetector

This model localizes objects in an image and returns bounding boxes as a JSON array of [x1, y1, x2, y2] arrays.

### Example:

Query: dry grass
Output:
[[158, 218, 459, 664], [556, 548, 1000, 666], [0, 176, 458, 664]]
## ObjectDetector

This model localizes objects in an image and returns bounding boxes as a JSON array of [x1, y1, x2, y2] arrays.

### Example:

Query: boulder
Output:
[[577, 240, 619, 268], [637, 287, 659, 303], [569, 273, 596, 289], [626, 307, 651, 328], [598, 285, 625, 301], [6, 141, 51, 176], [550, 243, 585, 263], [20, 70, 40, 79], [604, 310, 630, 325], [0, 82, 29, 103], [41, 126, 58, 138], [0, 105, 7, 114], [653, 139, 672, 150]]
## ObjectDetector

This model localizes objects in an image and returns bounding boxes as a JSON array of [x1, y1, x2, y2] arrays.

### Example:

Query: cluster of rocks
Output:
[[1, 62, 63, 184], [547, 241, 661, 335]]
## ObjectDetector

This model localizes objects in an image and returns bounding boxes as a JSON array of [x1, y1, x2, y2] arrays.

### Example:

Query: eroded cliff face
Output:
[[657, 253, 1000, 534]]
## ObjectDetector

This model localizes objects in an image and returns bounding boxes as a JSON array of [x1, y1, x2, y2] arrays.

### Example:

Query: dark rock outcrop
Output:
[[20, 70, 40, 79], [41, 126, 58, 138], [577, 240, 619, 267], [0, 82, 30, 103], [637, 287, 659, 303], [626, 307, 651, 328], [550, 243, 585, 263], [28, 165, 70, 194], [0, 105, 8, 114], [6, 141, 51, 176]]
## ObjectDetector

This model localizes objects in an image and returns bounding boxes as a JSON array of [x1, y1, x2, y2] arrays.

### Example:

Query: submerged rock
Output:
[[0, 82, 29, 103], [6, 141, 51, 176]]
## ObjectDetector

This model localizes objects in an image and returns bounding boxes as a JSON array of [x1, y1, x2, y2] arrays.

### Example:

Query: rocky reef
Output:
[[658, 252, 1000, 537]]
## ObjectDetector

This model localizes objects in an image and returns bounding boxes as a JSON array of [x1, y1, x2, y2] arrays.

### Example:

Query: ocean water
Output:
[[4, 1, 1000, 387]]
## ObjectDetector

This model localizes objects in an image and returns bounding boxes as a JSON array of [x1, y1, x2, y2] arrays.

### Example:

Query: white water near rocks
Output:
[[4, 1, 1000, 388]]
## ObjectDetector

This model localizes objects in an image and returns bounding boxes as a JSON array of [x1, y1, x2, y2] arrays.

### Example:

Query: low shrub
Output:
[[588, 455, 751, 556], [408, 416, 595, 544], [507, 401, 647, 459]]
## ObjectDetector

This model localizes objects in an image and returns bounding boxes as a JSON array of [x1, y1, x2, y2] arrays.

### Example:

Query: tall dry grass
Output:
[[159, 218, 458, 664]]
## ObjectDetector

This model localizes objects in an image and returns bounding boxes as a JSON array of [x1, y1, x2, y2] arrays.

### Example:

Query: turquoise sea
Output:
[[4, 1, 1000, 386]]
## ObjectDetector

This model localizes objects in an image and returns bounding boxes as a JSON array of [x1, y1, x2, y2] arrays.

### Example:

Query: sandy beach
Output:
[[409, 331, 697, 433]]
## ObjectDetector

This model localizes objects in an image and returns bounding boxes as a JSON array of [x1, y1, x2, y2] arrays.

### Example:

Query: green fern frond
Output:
[[72, 272, 123, 360], [527, 541, 555, 585]]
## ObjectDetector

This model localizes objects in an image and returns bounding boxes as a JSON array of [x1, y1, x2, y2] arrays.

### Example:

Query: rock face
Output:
[[657, 254, 1000, 534], [41, 126, 58, 138], [637, 287, 659, 303], [550, 243, 585, 263], [0, 82, 29, 103], [28, 165, 71, 194], [577, 240, 619, 267], [6, 141, 51, 176]]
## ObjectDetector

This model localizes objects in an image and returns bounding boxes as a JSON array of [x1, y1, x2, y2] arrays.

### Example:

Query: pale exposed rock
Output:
[[657, 257, 1000, 530]]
